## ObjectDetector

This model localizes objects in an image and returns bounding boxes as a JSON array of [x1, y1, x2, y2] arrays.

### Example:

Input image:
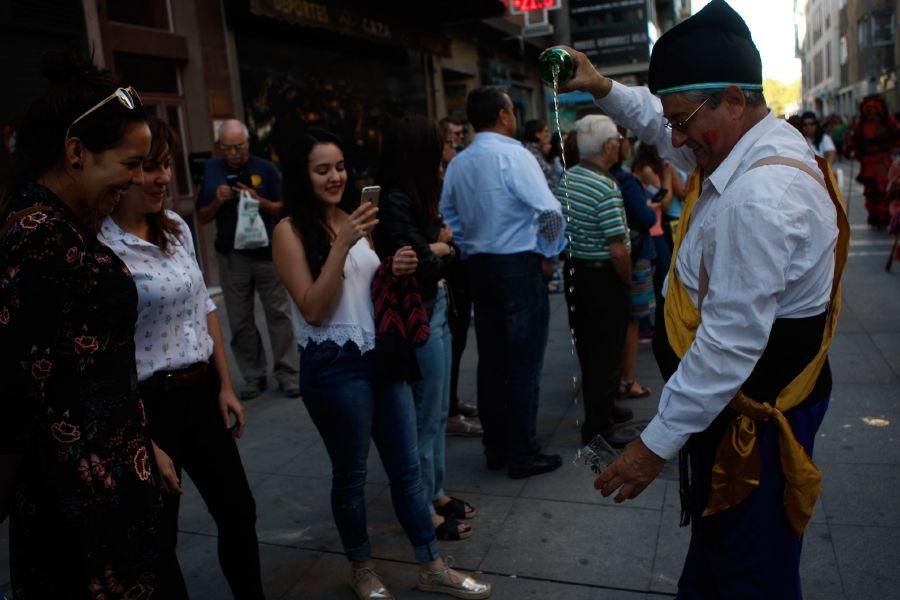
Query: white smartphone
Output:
[[360, 185, 381, 208]]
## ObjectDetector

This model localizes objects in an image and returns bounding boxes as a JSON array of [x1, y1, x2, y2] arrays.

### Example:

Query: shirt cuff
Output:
[[640, 415, 689, 460], [594, 80, 632, 114]]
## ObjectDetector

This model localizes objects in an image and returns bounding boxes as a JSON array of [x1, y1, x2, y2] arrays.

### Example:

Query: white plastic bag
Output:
[[233, 190, 269, 250]]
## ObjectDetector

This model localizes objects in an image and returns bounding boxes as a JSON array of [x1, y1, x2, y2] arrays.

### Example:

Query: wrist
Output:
[[590, 74, 613, 99]]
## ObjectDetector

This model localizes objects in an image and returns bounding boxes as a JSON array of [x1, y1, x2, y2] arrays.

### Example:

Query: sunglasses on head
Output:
[[65, 86, 143, 142]]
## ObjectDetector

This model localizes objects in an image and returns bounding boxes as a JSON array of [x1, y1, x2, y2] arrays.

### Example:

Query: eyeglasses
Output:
[[65, 87, 142, 141], [219, 142, 248, 152], [664, 96, 711, 133]]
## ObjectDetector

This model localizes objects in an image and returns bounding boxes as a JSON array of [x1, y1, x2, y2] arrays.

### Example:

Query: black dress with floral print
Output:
[[0, 184, 167, 599]]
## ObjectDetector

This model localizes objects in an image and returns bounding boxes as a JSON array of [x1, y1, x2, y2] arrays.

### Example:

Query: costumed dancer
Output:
[[848, 95, 899, 228], [551, 1, 849, 597]]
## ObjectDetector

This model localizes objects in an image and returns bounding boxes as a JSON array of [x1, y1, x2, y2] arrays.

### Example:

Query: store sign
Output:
[[250, 0, 449, 56], [569, 0, 650, 67], [270, 0, 329, 25]]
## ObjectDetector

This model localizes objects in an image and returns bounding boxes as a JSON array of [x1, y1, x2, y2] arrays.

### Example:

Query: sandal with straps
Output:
[[434, 516, 472, 541], [434, 496, 476, 520], [620, 380, 651, 399]]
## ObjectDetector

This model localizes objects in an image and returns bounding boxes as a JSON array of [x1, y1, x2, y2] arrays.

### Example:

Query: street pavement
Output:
[[2, 160, 898, 599]]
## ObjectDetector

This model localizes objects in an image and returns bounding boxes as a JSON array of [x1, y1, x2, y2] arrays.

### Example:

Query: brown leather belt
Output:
[[141, 362, 209, 392]]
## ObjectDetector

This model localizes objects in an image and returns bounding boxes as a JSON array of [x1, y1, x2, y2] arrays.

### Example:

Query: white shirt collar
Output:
[[473, 131, 520, 146], [706, 111, 778, 195], [100, 216, 156, 248]]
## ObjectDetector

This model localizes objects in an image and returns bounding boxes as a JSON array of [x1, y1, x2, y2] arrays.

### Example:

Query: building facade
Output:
[[798, 0, 898, 118], [1, 0, 553, 285]]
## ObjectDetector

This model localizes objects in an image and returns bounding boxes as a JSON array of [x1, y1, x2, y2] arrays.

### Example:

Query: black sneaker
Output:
[[508, 453, 562, 479]]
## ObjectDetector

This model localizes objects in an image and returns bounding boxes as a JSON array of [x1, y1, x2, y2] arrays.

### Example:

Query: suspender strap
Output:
[[748, 156, 828, 191]]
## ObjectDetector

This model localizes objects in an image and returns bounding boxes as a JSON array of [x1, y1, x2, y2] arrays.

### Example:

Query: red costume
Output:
[[849, 95, 900, 227]]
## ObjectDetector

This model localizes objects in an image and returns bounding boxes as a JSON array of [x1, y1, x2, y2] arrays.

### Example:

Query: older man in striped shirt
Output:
[[556, 115, 638, 447]]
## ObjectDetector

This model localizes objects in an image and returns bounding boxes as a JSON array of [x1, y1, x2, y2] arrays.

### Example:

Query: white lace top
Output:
[[290, 237, 381, 354]]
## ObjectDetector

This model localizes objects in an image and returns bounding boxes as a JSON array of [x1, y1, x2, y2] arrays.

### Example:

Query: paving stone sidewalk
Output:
[[2, 161, 898, 599]]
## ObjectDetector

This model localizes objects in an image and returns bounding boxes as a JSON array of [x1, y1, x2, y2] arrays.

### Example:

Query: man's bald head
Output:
[[217, 119, 250, 169]]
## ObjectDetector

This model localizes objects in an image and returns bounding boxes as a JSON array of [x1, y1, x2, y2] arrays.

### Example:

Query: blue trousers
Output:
[[411, 286, 451, 511], [677, 396, 830, 600], [299, 341, 440, 564], [467, 253, 549, 470]]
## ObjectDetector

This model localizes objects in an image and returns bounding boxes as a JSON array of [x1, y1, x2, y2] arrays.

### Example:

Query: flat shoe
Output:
[[418, 559, 491, 599], [446, 416, 483, 437], [351, 567, 394, 600], [457, 401, 479, 418], [238, 376, 268, 401]]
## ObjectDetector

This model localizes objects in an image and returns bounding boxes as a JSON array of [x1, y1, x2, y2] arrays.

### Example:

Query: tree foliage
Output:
[[763, 78, 802, 118]]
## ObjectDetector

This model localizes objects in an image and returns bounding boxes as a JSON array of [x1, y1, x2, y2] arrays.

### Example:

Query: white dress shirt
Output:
[[596, 82, 839, 459], [99, 211, 217, 382]]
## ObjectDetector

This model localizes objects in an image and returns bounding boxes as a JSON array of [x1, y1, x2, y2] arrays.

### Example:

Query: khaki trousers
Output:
[[217, 251, 298, 387]]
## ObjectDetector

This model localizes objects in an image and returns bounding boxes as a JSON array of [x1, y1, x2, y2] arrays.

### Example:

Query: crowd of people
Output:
[[0, 1, 893, 599]]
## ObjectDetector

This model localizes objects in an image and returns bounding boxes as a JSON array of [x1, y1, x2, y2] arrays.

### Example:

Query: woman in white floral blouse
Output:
[[99, 116, 264, 599]]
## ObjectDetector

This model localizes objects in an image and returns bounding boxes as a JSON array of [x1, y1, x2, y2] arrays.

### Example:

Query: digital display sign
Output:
[[504, 0, 562, 14]]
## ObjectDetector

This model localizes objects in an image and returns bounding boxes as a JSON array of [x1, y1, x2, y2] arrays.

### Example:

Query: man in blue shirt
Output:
[[440, 86, 567, 479], [196, 119, 299, 400]]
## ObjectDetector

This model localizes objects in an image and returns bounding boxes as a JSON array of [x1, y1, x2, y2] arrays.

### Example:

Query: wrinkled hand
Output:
[[152, 442, 183, 496], [551, 45, 611, 97], [593, 438, 665, 503], [392, 246, 418, 276], [335, 203, 379, 250], [219, 388, 246, 438], [439, 223, 453, 243], [215, 184, 235, 203], [234, 182, 258, 200]]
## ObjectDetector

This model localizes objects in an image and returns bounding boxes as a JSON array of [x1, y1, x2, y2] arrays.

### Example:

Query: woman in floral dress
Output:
[[0, 55, 170, 598]]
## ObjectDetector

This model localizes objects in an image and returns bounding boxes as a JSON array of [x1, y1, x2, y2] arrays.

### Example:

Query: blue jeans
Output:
[[411, 285, 452, 511], [467, 253, 550, 470], [299, 341, 440, 564]]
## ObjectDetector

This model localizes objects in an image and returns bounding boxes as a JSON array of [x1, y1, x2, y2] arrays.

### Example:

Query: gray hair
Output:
[[575, 115, 619, 157], [215, 119, 250, 143], [680, 88, 767, 110]]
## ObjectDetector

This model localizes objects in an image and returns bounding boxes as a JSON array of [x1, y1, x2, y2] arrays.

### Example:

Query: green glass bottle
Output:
[[539, 47, 575, 88]]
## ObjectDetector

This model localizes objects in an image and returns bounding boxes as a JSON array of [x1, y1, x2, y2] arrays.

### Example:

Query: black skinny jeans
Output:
[[563, 259, 630, 444], [140, 367, 264, 600]]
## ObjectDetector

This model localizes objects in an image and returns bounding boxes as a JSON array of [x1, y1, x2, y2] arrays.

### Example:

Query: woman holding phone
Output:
[[272, 128, 491, 599], [100, 116, 264, 599]]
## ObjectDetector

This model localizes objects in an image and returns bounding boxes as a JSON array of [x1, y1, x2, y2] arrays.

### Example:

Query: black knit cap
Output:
[[648, 0, 763, 96]]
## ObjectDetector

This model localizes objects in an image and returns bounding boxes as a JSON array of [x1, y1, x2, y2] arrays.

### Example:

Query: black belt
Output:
[[141, 362, 209, 391], [566, 257, 612, 270]]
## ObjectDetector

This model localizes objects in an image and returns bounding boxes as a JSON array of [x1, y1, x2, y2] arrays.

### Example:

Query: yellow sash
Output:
[[664, 156, 850, 538]]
